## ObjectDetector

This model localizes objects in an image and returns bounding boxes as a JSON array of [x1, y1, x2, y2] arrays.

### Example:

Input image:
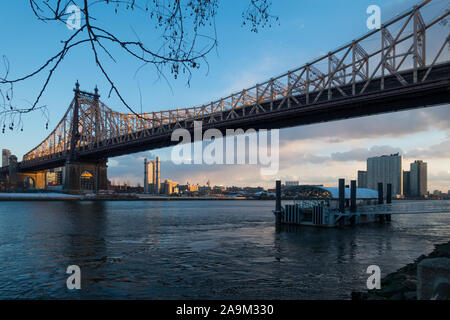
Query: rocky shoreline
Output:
[[352, 241, 450, 300]]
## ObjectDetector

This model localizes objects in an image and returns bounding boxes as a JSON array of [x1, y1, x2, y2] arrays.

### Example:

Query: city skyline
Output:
[[108, 150, 442, 196], [1, 0, 449, 192], [0, 0, 449, 304]]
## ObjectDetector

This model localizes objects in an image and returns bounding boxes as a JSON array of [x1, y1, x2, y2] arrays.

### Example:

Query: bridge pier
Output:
[[63, 159, 108, 194], [8, 155, 18, 190], [7, 155, 47, 191], [0, 170, 7, 190]]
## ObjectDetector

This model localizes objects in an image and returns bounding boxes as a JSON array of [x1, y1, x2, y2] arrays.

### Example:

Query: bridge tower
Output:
[[63, 82, 108, 194]]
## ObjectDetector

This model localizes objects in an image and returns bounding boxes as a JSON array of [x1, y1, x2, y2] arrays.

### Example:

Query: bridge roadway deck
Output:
[[2, 62, 449, 173]]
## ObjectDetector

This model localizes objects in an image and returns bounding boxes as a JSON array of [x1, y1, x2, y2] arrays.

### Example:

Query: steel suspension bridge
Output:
[[1, 0, 449, 193]]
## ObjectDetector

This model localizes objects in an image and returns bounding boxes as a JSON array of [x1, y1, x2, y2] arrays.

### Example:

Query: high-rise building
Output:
[[144, 157, 160, 194], [366, 153, 403, 197], [410, 160, 427, 197], [144, 159, 152, 193], [357, 171, 367, 188], [151, 160, 156, 192], [2, 149, 11, 167], [144, 159, 147, 193], [155, 157, 160, 194], [285, 181, 299, 186], [403, 171, 411, 197]]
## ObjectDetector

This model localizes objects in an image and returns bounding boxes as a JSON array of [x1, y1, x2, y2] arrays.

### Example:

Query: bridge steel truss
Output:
[[6, 0, 450, 172]]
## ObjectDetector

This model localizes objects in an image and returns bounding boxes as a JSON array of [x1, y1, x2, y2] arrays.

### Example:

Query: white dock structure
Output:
[[273, 180, 394, 227]]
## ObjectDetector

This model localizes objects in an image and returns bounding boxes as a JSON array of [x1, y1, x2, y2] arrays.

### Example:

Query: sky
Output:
[[0, 0, 449, 192]]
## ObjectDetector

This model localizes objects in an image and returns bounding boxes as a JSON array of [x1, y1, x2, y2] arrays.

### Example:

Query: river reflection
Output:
[[0, 200, 449, 299]]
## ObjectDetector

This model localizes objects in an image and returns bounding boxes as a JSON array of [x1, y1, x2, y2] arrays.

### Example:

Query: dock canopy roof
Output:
[[285, 185, 378, 199]]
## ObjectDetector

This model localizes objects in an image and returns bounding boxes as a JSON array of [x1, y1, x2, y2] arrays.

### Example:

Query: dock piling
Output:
[[386, 183, 392, 204], [339, 178, 345, 213], [350, 180, 357, 212], [378, 182, 383, 204], [274, 180, 282, 224], [386, 183, 392, 221]]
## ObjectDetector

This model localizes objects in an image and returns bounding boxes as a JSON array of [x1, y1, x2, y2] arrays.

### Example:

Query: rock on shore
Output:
[[352, 241, 450, 300]]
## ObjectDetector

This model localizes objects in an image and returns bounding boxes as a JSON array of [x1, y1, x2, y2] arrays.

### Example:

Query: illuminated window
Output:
[[80, 170, 94, 191]]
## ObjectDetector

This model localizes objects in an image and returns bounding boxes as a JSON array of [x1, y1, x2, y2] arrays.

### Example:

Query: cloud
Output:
[[429, 171, 450, 182], [331, 145, 403, 162], [279, 104, 450, 144], [428, 170, 450, 192], [405, 139, 450, 159], [277, 143, 404, 166]]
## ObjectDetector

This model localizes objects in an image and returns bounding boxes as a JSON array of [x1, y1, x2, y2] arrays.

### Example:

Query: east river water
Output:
[[0, 200, 449, 299]]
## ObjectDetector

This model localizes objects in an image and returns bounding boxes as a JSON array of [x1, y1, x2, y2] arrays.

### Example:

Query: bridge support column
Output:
[[17, 171, 47, 190], [63, 159, 108, 194], [96, 159, 108, 192], [8, 156, 47, 191], [8, 155, 18, 190], [0, 170, 7, 190]]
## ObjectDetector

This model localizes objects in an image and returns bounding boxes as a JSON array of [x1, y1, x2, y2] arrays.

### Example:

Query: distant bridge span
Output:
[[1, 0, 449, 193], [12, 63, 450, 173]]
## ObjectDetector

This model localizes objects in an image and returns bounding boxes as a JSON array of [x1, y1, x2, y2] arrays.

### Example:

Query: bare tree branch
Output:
[[0, 0, 277, 131]]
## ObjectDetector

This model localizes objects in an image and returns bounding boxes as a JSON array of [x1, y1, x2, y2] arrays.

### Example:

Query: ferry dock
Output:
[[273, 179, 394, 227]]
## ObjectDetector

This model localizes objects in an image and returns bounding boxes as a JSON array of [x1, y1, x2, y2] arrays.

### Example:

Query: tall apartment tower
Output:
[[144, 159, 150, 193], [2, 149, 11, 167], [144, 159, 148, 193], [357, 170, 367, 188], [144, 159, 155, 193], [410, 160, 427, 197], [143, 157, 160, 194], [155, 157, 160, 195], [367, 153, 403, 197]]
